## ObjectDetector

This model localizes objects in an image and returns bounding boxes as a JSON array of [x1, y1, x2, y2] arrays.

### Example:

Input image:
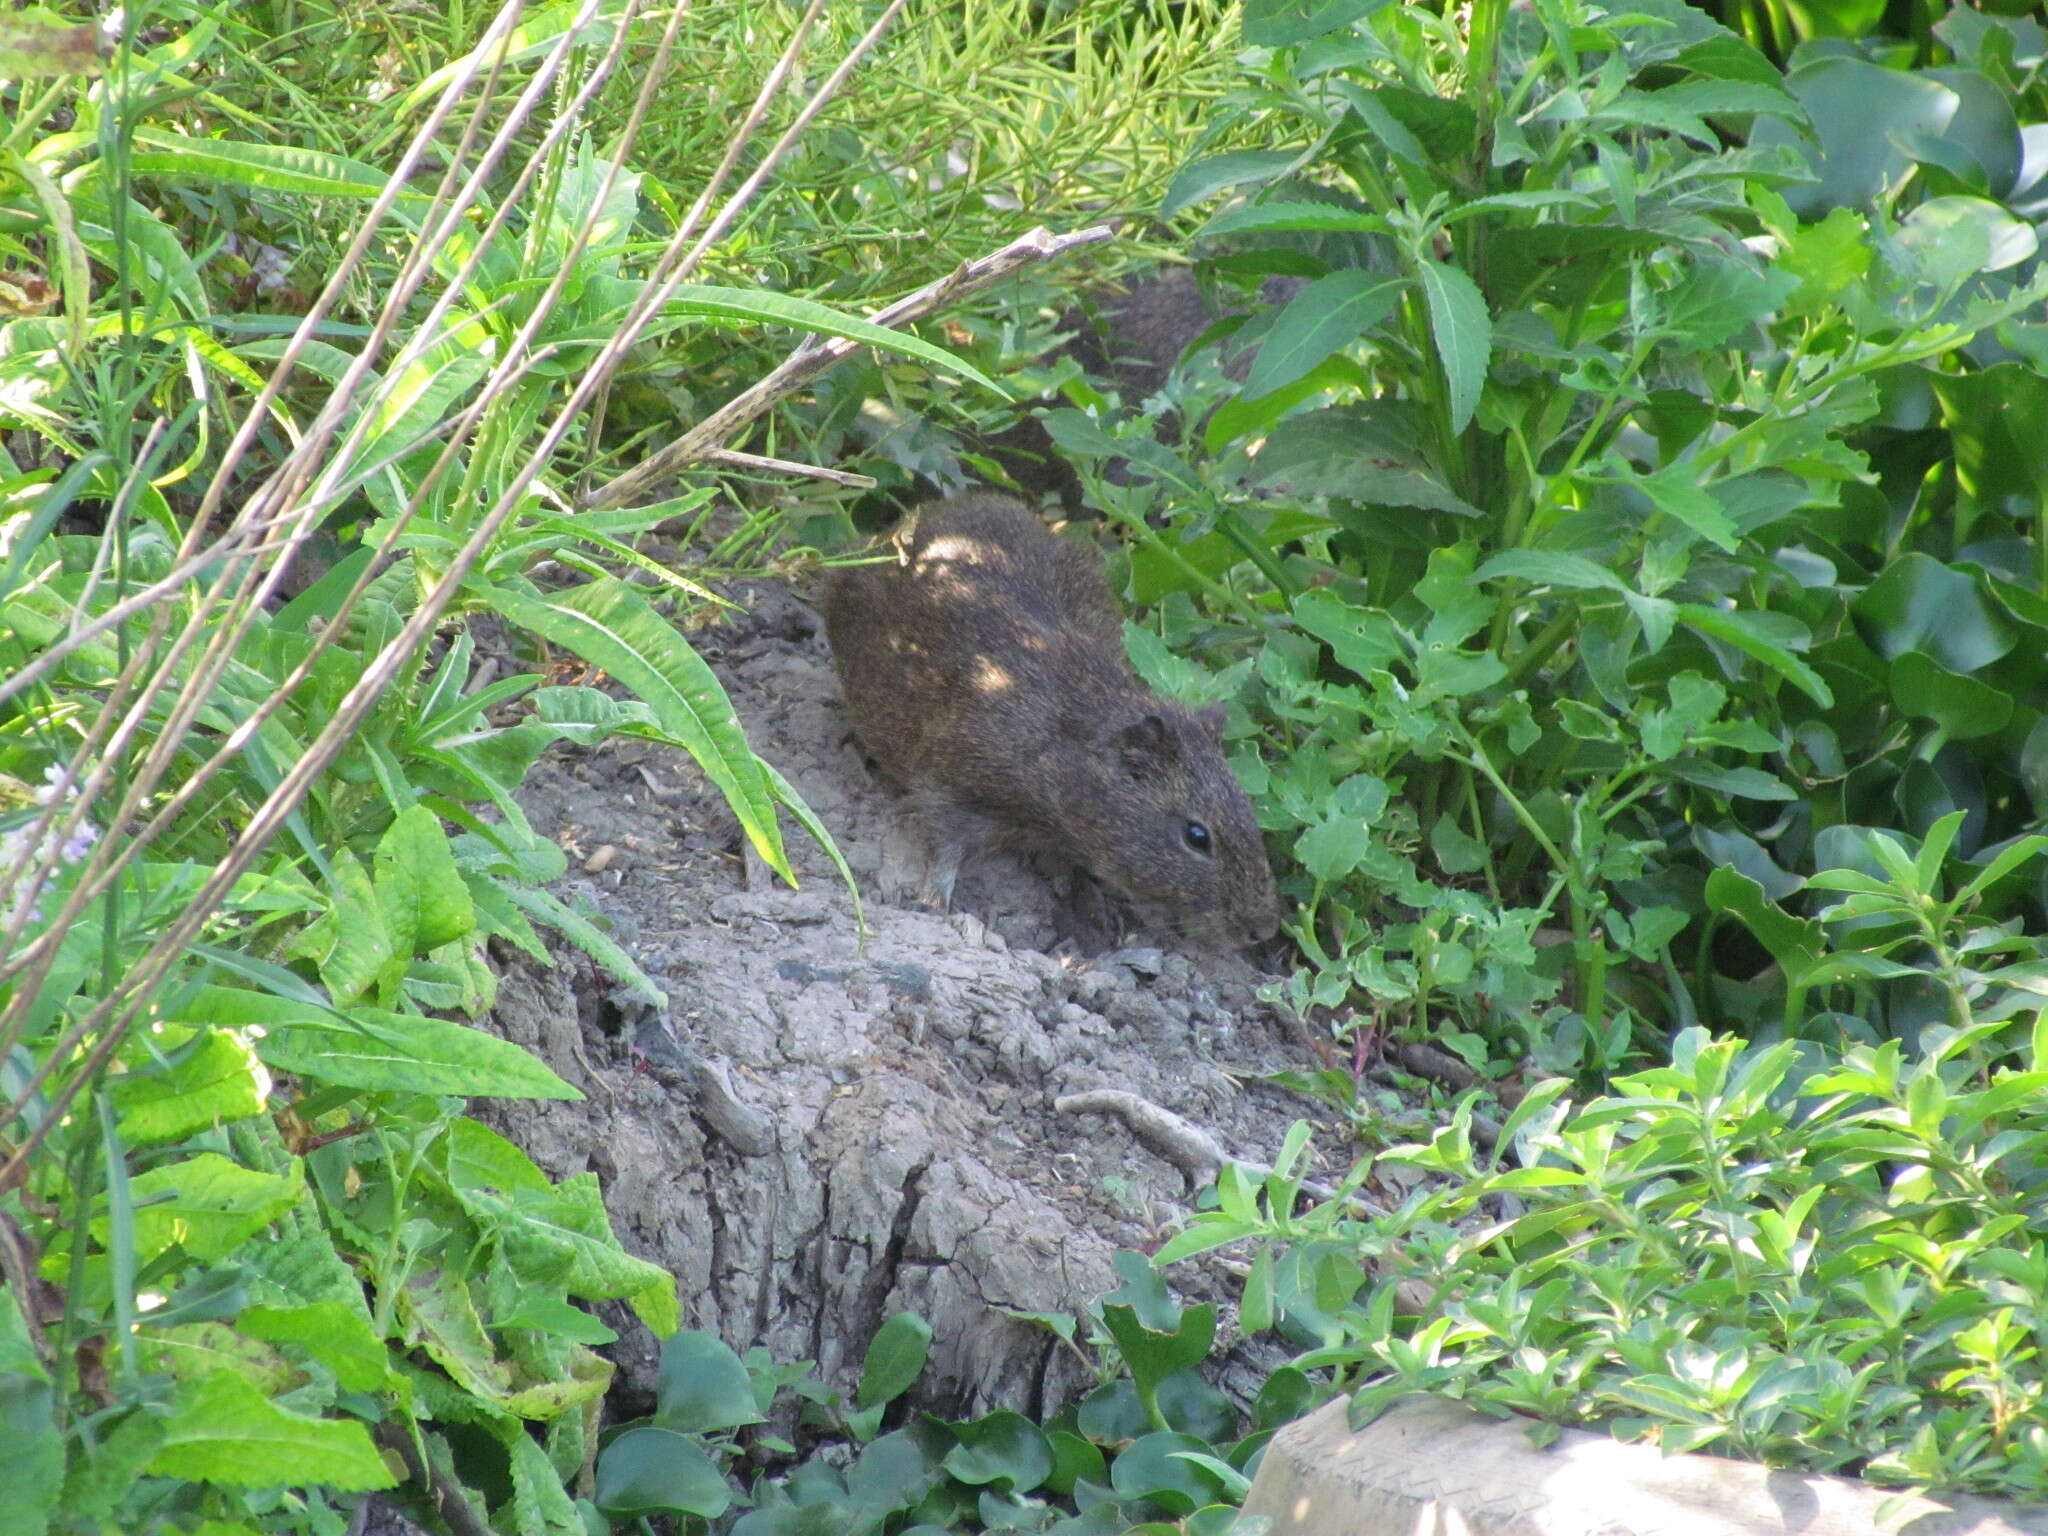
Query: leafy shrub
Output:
[[1036, 0, 2048, 1080], [592, 1260, 1285, 1535], [1166, 1021, 2048, 1497]]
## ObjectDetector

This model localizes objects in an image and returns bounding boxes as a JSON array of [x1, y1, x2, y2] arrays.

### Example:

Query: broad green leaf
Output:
[[1253, 406, 1482, 515], [374, 804, 476, 954], [655, 1332, 764, 1433], [112, 1030, 268, 1142], [1753, 58, 1960, 216], [858, 1313, 933, 1410], [1889, 652, 2012, 740], [180, 986, 578, 1099], [444, 1117, 553, 1196], [1108, 1432, 1224, 1516], [108, 1154, 301, 1265], [595, 1426, 731, 1518], [1242, 0, 1389, 48], [464, 1173, 673, 1304], [668, 285, 1001, 394], [485, 577, 791, 884], [1704, 868, 1822, 975], [238, 1303, 390, 1393], [137, 1323, 294, 1392], [1297, 816, 1372, 885], [0, 1368, 61, 1536], [1417, 260, 1489, 435], [146, 1371, 394, 1490], [1896, 196, 2037, 286], [1852, 553, 2016, 674], [1160, 151, 1300, 217], [1240, 272, 1402, 401], [943, 1410, 1054, 1492]]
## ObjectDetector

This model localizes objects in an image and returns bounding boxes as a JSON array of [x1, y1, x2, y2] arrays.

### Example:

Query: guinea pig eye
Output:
[[1183, 820, 1212, 855]]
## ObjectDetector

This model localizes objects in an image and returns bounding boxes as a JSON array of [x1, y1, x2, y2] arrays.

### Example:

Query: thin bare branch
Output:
[[583, 221, 1116, 510]]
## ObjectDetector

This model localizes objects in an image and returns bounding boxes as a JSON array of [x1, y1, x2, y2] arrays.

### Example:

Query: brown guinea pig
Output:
[[823, 492, 1280, 949]]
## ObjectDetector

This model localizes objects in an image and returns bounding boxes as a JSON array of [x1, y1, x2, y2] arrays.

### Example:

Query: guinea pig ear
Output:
[[1196, 702, 1228, 739], [1111, 712, 1179, 777]]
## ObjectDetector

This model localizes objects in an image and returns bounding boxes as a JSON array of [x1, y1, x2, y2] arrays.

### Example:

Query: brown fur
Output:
[[823, 492, 1280, 948]]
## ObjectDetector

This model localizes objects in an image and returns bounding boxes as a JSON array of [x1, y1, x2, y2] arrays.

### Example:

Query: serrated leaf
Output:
[[107, 1153, 302, 1265], [146, 1372, 394, 1490], [1417, 260, 1489, 434], [1241, 271, 1402, 401], [238, 1302, 391, 1393], [374, 804, 475, 954], [112, 1030, 268, 1142]]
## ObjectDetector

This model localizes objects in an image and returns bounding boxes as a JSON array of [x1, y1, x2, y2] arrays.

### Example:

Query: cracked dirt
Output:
[[480, 580, 1341, 1421]]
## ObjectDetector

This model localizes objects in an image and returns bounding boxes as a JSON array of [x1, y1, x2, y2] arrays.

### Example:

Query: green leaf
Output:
[[374, 804, 475, 955], [857, 1313, 932, 1410], [1242, 0, 1390, 48], [668, 285, 1001, 395], [505, 884, 664, 1006], [1675, 604, 1832, 707], [237, 1303, 390, 1393], [655, 1332, 765, 1433], [594, 1426, 732, 1518], [941, 1410, 1054, 1493], [466, 1174, 675, 1305], [128, 128, 392, 197], [1417, 260, 1489, 435], [485, 577, 791, 883], [111, 1154, 302, 1265], [1889, 652, 2012, 740], [1297, 816, 1373, 885], [1240, 272, 1402, 401], [267, 1005, 578, 1097], [1476, 550, 1629, 592], [0, 1369, 61, 1536], [1704, 868, 1822, 976], [1852, 554, 2016, 675], [1160, 151, 1300, 218], [1254, 407, 1482, 515], [1201, 201, 1385, 238], [112, 1030, 268, 1142], [1752, 57, 1962, 216], [146, 1372, 395, 1490], [1108, 1432, 1224, 1515], [1632, 462, 1740, 553]]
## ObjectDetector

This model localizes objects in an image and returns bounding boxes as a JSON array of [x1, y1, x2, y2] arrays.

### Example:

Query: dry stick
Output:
[[1055, 1089, 1392, 1220], [701, 447, 877, 488], [583, 221, 1117, 511], [0, 0, 892, 1191]]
